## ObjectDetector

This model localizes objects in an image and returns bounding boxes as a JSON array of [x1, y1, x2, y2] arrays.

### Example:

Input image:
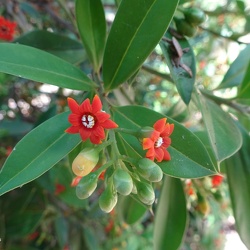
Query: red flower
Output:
[[54, 183, 66, 195], [142, 118, 174, 162], [65, 95, 118, 144], [212, 175, 224, 187], [0, 16, 16, 41]]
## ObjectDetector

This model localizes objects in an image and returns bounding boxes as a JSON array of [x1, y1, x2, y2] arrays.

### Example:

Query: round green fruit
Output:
[[175, 18, 198, 37], [76, 173, 98, 199], [183, 7, 206, 25]]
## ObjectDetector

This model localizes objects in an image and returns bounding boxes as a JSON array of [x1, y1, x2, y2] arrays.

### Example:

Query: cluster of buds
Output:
[[66, 95, 174, 212]]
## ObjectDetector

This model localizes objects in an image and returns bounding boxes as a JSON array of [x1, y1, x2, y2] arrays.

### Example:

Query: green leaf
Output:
[[160, 34, 196, 104], [76, 0, 106, 71], [103, 0, 179, 90], [196, 92, 242, 165], [0, 112, 81, 196], [113, 106, 216, 178], [238, 61, 250, 99], [217, 44, 250, 89], [0, 43, 96, 91], [14, 30, 86, 64], [117, 195, 147, 224], [225, 124, 250, 249], [154, 176, 187, 250]]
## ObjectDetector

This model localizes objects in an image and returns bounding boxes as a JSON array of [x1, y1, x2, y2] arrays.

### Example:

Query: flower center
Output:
[[82, 114, 95, 128], [155, 137, 163, 148]]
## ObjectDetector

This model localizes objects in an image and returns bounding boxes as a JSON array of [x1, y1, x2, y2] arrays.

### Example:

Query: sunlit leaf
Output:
[[238, 62, 250, 99], [0, 43, 96, 91], [103, 0, 179, 90], [154, 176, 187, 250], [113, 106, 216, 178], [217, 44, 250, 89], [76, 0, 106, 71], [0, 112, 81, 196], [196, 92, 242, 165], [225, 123, 250, 249]]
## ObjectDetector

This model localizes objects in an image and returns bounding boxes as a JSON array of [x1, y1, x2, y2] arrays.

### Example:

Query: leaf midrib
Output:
[[107, 0, 157, 87]]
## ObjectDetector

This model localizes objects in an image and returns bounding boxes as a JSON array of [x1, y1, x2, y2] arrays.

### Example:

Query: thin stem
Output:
[[114, 127, 139, 137], [95, 160, 114, 175]]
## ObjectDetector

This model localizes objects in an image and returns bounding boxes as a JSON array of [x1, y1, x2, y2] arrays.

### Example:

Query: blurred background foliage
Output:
[[0, 0, 249, 249]]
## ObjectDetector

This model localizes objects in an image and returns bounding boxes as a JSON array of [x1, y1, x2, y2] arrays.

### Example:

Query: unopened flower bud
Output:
[[72, 147, 99, 177], [137, 158, 163, 182], [135, 181, 155, 205], [113, 169, 133, 196], [76, 173, 98, 199], [99, 183, 118, 213]]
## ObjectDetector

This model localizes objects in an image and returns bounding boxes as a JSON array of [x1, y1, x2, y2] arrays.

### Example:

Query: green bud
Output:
[[72, 147, 99, 177], [183, 7, 206, 25], [113, 169, 133, 196], [99, 183, 118, 213], [135, 181, 155, 205], [175, 18, 198, 37], [76, 173, 98, 199], [137, 158, 163, 182]]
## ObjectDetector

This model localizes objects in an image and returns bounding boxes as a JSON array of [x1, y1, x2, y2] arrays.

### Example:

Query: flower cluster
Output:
[[0, 16, 16, 41], [65, 95, 118, 144], [66, 95, 175, 211], [142, 118, 174, 162]]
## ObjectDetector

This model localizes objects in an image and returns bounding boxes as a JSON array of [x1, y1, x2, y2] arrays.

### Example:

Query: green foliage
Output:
[[0, 0, 250, 249], [103, 0, 179, 90]]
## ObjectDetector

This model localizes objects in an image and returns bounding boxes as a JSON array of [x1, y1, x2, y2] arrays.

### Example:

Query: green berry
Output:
[[113, 169, 133, 196], [137, 158, 163, 182], [183, 7, 206, 25], [175, 18, 198, 37]]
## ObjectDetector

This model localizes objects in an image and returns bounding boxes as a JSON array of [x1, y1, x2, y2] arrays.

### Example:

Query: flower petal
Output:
[[163, 149, 171, 161], [92, 126, 105, 140], [153, 118, 167, 133], [92, 95, 102, 113], [142, 138, 154, 150], [65, 126, 79, 134], [95, 111, 110, 123], [162, 137, 171, 148], [154, 148, 164, 162], [79, 98, 92, 113], [161, 123, 174, 137], [68, 114, 81, 126], [79, 127, 91, 142], [101, 119, 118, 129], [90, 134, 102, 144], [67, 97, 80, 114]]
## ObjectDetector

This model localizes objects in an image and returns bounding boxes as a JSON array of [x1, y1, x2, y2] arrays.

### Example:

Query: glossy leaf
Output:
[[217, 44, 250, 89], [76, 0, 106, 71], [225, 124, 250, 249], [0, 112, 81, 196], [196, 93, 242, 165], [113, 106, 216, 178], [14, 30, 86, 64], [103, 0, 179, 90], [238, 62, 250, 99], [160, 34, 196, 104], [154, 176, 187, 250], [117, 195, 147, 224], [0, 43, 96, 91]]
